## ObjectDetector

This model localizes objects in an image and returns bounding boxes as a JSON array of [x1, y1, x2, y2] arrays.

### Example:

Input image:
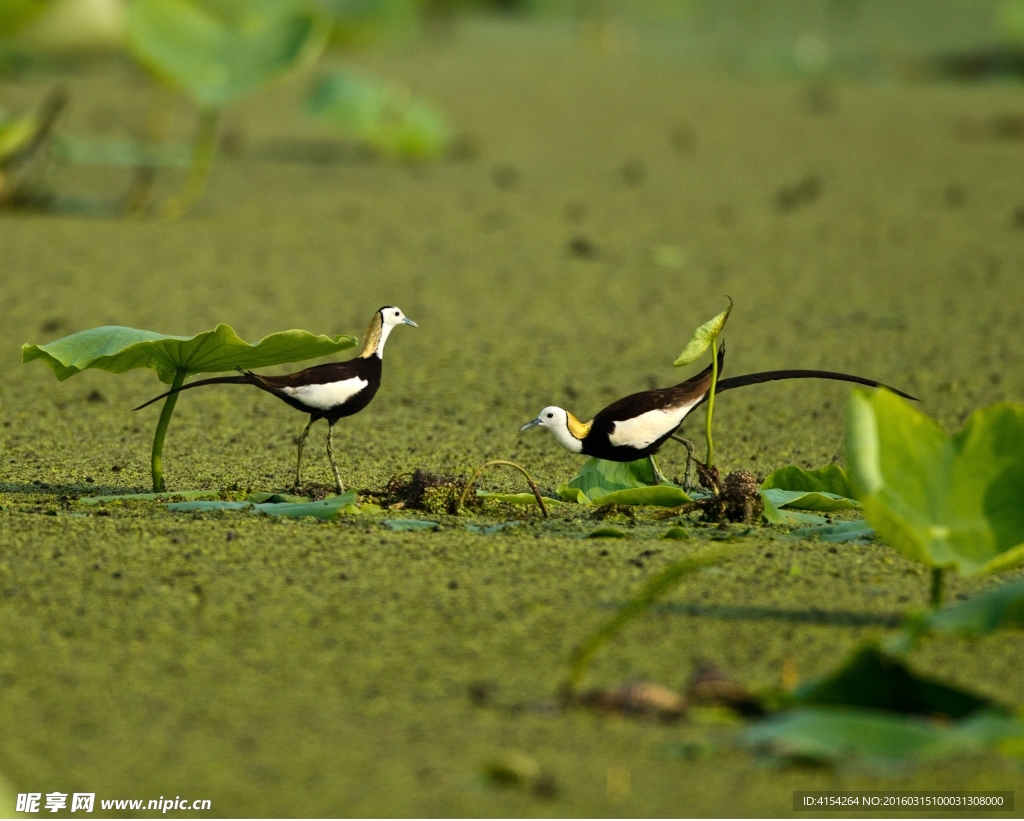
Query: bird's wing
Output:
[[251, 360, 366, 390]]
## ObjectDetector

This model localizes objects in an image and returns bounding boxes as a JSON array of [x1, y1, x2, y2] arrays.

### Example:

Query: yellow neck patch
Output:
[[359, 313, 383, 358], [566, 412, 593, 440]]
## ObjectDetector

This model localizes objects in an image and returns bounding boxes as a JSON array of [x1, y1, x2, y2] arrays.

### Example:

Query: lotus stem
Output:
[[704, 335, 719, 468], [458, 460, 549, 518], [161, 106, 220, 220], [151, 368, 186, 492], [930, 567, 945, 609]]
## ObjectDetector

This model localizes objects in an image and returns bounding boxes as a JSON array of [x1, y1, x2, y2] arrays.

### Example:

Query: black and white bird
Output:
[[136, 306, 417, 494], [520, 346, 915, 483]]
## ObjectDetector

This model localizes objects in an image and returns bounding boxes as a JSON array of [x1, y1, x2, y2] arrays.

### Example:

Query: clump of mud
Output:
[[378, 469, 472, 515], [693, 468, 764, 524]]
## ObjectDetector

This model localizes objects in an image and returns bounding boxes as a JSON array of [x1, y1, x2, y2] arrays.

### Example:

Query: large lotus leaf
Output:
[[556, 457, 690, 505], [761, 464, 854, 498], [126, 0, 330, 109], [673, 300, 732, 366], [793, 644, 992, 718], [846, 390, 1024, 576], [23, 324, 357, 384], [744, 707, 1024, 764], [307, 69, 451, 159]]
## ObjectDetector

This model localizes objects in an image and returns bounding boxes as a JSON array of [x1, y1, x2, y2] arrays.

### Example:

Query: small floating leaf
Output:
[[169, 492, 359, 519], [246, 491, 309, 504], [465, 520, 522, 535], [662, 527, 690, 540], [761, 464, 854, 498], [673, 299, 733, 367], [49, 134, 193, 168], [789, 521, 874, 543], [23, 324, 357, 384], [475, 490, 560, 507], [587, 527, 627, 539], [126, 0, 330, 109], [846, 390, 1024, 576], [383, 519, 439, 531], [760, 488, 857, 525], [76, 489, 221, 506]]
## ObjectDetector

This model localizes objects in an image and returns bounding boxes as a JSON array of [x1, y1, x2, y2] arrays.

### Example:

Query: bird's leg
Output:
[[294, 416, 315, 492], [326, 422, 344, 495], [649, 454, 669, 485], [670, 435, 697, 491]]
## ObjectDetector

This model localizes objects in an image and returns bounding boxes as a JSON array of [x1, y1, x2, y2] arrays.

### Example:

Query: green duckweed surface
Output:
[[2, 19, 1024, 817]]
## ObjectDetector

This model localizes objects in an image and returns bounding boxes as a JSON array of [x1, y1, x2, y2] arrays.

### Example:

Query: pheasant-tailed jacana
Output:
[[519, 345, 915, 483], [135, 306, 417, 493]]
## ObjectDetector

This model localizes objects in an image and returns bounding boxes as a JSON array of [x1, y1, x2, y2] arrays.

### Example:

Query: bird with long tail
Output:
[[519, 344, 915, 484], [135, 306, 417, 494]]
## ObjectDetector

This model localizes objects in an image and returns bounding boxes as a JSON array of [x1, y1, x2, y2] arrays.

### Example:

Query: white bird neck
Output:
[[550, 419, 584, 454], [374, 322, 394, 359]]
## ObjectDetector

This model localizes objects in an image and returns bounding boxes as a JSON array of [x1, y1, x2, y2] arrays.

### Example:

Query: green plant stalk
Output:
[[151, 368, 187, 492], [930, 567, 945, 609], [161, 106, 220, 220], [704, 335, 719, 467], [458, 459, 548, 517], [562, 543, 747, 697]]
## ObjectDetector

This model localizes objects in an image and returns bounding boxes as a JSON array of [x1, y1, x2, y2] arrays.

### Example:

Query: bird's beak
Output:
[[402, 317, 418, 328], [519, 418, 541, 432]]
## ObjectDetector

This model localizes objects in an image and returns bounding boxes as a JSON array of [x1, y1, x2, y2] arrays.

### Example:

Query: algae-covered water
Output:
[[2, 19, 1024, 817]]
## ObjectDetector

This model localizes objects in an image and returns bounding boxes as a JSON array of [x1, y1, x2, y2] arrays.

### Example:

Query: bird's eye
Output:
[[394, 311, 400, 316], [546, 412, 553, 419]]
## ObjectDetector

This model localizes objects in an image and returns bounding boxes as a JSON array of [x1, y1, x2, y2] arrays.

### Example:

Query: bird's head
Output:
[[361, 306, 417, 358], [520, 406, 590, 454], [380, 306, 418, 330]]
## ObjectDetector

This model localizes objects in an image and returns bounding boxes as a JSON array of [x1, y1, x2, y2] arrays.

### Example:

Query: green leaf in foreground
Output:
[[168, 492, 366, 519], [890, 577, 1024, 652], [307, 69, 452, 160], [556, 457, 692, 506], [126, 0, 330, 110], [672, 299, 733, 367], [761, 463, 854, 498], [23, 324, 356, 384], [744, 707, 1024, 764], [846, 390, 1024, 577], [564, 543, 747, 695]]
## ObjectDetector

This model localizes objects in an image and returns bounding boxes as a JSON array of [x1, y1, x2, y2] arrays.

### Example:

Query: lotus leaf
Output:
[[556, 457, 692, 505], [745, 707, 1024, 764], [761, 463, 854, 498], [383, 519, 439, 532], [846, 390, 1024, 576], [126, 0, 330, 110], [77, 489, 221, 505], [673, 300, 733, 367], [789, 520, 875, 543], [306, 69, 452, 159], [23, 324, 357, 384]]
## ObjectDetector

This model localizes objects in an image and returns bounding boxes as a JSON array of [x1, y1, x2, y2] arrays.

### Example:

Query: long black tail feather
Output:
[[132, 374, 252, 411], [711, 370, 917, 402]]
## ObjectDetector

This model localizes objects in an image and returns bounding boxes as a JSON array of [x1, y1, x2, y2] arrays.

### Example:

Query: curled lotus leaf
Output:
[[23, 324, 357, 384], [126, 0, 330, 109], [761, 463, 854, 498], [556, 457, 692, 506], [846, 390, 1024, 576], [673, 298, 733, 367]]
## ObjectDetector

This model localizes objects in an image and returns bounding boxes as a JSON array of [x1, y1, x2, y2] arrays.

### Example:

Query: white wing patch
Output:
[[281, 377, 368, 411], [608, 399, 701, 449]]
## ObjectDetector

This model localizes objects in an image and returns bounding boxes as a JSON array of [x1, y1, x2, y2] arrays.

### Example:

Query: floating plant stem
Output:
[[562, 543, 746, 698], [150, 367, 186, 492], [931, 567, 945, 609], [458, 459, 549, 517], [160, 107, 220, 220]]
